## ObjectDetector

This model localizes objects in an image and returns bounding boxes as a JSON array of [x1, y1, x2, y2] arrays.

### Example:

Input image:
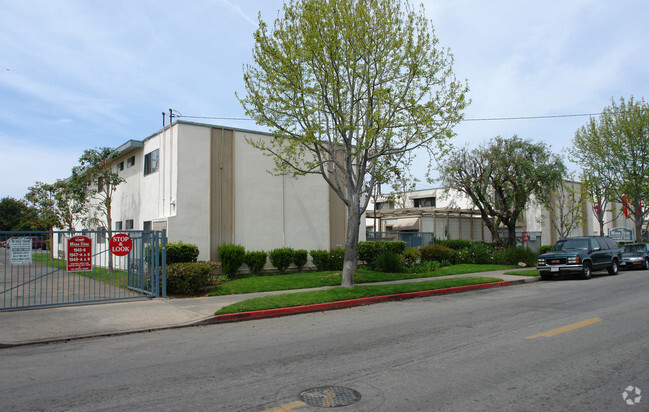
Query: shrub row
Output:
[[217, 244, 341, 277]]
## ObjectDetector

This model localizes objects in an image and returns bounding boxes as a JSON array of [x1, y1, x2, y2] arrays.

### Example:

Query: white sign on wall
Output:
[[10, 238, 33, 265]]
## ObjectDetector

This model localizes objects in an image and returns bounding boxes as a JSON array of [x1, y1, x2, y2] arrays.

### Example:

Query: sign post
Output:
[[67, 235, 92, 272]]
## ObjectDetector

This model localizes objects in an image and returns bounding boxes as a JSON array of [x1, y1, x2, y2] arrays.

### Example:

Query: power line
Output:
[[463, 113, 602, 121], [175, 112, 603, 122]]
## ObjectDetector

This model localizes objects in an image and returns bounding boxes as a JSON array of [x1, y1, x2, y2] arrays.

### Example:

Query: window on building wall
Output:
[[143, 221, 152, 230], [116, 161, 124, 172], [126, 156, 135, 168], [376, 201, 394, 210], [125, 219, 134, 230], [144, 149, 159, 176], [414, 197, 436, 208], [115, 221, 123, 231], [97, 177, 104, 192]]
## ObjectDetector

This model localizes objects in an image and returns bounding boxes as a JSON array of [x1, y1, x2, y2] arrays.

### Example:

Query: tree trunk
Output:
[[635, 215, 643, 243], [107, 208, 113, 273], [598, 213, 605, 236], [505, 224, 517, 248], [341, 203, 361, 288]]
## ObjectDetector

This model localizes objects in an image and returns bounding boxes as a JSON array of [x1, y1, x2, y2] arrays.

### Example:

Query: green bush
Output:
[[217, 244, 246, 277], [167, 262, 215, 295], [373, 250, 405, 273], [358, 241, 406, 267], [493, 247, 537, 267], [454, 243, 494, 264], [539, 245, 553, 254], [436, 239, 472, 250], [358, 241, 383, 265], [269, 248, 295, 273], [329, 248, 345, 271], [293, 249, 308, 271], [310, 250, 330, 271], [407, 260, 440, 274], [244, 251, 267, 274], [403, 247, 421, 267], [420, 244, 455, 263], [167, 241, 199, 264]]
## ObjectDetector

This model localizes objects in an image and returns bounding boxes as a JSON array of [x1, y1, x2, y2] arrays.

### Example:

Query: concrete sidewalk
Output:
[[0, 270, 538, 348]]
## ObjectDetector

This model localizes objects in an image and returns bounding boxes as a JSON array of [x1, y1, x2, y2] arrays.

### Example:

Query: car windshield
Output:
[[551, 239, 590, 251], [622, 244, 647, 253]]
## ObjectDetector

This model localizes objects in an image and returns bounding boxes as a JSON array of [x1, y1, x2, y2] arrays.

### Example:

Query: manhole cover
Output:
[[299, 386, 361, 408]]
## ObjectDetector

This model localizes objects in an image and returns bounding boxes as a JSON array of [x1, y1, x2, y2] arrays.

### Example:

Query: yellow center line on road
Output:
[[526, 317, 602, 339], [261, 401, 307, 412]]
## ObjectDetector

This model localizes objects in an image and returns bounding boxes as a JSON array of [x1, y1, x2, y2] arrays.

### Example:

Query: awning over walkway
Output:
[[388, 217, 420, 231]]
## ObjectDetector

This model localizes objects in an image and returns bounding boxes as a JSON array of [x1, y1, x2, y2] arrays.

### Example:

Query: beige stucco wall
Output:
[[233, 130, 331, 252], [166, 124, 212, 259]]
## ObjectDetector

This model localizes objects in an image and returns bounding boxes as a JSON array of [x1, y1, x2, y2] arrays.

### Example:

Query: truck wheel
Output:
[[581, 261, 592, 280], [608, 259, 618, 276]]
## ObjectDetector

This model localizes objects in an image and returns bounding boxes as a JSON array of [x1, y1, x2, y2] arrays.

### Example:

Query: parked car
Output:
[[620, 243, 649, 270], [0, 236, 48, 249], [537, 236, 621, 280]]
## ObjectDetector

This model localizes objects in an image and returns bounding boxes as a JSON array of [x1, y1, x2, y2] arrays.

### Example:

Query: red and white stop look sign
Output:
[[109, 233, 133, 256]]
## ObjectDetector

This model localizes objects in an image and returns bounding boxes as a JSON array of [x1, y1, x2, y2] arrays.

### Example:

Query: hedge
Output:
[[269, 248, 295, 273], [217, 244, 246, 277], [167, 262, 216, 295], [167, 242, 199, 264], [244, 251, 267, 274], [358, 240, 406, 267]]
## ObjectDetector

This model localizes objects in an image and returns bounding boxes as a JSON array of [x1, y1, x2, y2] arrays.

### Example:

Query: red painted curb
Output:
[[209, 281, 512, 324]]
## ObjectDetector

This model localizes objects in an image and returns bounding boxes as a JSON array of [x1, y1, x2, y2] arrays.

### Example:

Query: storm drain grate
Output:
[[299, 386, 361, 408]]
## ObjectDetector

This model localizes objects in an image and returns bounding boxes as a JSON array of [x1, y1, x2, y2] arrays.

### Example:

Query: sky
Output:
[[1, 0, 649, 199]]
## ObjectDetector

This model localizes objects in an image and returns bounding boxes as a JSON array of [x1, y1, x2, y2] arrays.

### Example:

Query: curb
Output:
[[1, 277, 537, 348], [207, 278, 535, 324]]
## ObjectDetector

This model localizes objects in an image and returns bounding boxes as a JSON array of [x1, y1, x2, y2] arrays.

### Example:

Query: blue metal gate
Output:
[[0, 230, 166, 311]]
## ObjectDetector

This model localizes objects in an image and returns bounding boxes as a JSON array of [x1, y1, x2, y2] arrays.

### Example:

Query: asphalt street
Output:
[[1, 269, 647, 411]]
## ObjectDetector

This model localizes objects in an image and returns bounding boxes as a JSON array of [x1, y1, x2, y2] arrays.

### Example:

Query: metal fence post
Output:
[[161, 229, 167, 298]]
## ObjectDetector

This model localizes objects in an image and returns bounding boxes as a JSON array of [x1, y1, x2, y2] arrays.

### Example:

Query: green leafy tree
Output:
[[239, 0, 468, 287], [26, 179, 87, 256], [73, 147, 124, 271], [0, 196, 47, 231], [439, 135, 565, 248], [571, 96, 649, 242], [72, 147, 124, 233], [0, 197, 28, 231], [25, 182, 59, 231], [581, 170, 613, 236], [544, 175, 585, 240]]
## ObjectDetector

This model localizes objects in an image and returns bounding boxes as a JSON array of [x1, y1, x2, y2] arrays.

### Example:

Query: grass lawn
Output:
[[504, 269, 540, 277], [214, 276, 503, 314], [33, 253, 129, 288], [209, 263, 518, 295]]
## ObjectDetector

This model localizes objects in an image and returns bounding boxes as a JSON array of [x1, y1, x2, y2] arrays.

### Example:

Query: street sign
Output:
[[67, 235, 92, 272], [523, 232, 529, 242], [109, 233, 132, 256]]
